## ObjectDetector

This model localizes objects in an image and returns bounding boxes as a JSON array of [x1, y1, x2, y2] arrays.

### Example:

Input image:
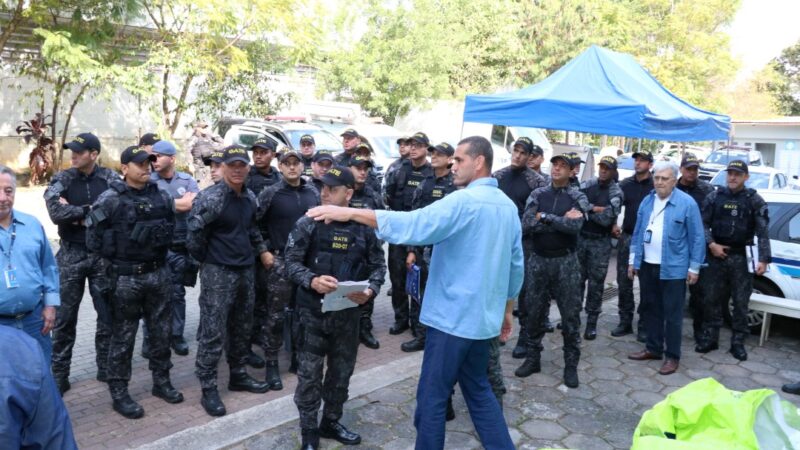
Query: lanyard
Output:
[[0, 221, 17, 270], [649, 202, 668, 226]]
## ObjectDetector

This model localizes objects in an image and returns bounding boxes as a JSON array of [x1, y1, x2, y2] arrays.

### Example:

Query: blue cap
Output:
[[152, 140, 177, 156]]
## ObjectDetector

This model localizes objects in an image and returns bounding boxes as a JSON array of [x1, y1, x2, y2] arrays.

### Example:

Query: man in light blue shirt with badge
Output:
[[308, 136, 522, 450], [0, 166, 60, 362]]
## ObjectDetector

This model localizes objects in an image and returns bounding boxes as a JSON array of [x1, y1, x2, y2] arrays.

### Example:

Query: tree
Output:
[[139, 0, 314, 135], [765, 39, 800, 115]]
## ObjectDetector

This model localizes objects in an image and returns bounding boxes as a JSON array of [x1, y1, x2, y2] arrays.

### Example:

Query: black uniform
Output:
[[46, 165, 119, 385], [616, 174, 654, 331], [86, 180, 176, 402], [255, 179, 319, 363], [348, 184, 384, 337], [700, 187, 771, 352], [675, 178, 714, 342], [382, 159, 433, 330], [187, 181, 268, 391], [493, 166, 547, 354], [301, 156, 314, 177], [246, 165, 282, 196], [578, 178, 623, 329], [518, 184, 589, 378], [285, 215, 385, 442]]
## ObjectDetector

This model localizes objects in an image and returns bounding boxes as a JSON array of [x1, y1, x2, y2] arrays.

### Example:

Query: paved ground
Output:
[[14, 185, 800, 449]]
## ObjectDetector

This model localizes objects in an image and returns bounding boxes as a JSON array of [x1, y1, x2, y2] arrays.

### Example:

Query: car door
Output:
[[771, 203, 800, 299], [223, 125, 281, 160]]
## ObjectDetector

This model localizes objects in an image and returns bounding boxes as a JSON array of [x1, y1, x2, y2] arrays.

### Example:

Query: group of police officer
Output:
[[44, 127, 771, 449]]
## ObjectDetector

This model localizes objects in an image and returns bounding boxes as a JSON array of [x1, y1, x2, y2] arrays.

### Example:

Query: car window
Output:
[[369, 136, 401, 159], [490, 125, 507, 148], [284, 130, 343, 151], [789, 212, 800, 241], [617, 155, 635, 170], [706, 151, 748, 165], [710, 170, 770, 189], [226, 128, 274, 149], [777, 174, 787, 188]]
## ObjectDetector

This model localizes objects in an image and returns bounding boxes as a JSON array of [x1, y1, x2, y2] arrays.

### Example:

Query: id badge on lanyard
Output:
[[1, 222, 18, 289]]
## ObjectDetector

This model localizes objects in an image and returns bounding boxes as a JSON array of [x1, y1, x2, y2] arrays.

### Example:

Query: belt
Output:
[[533, 248, 575, 258], [580, 230, 610, 239], [61, 240, 88, 251], [169, 243, 187, 253], [113, 260, 164, 276], [726, 246, 747, 256], [0, 310, 34, 320]]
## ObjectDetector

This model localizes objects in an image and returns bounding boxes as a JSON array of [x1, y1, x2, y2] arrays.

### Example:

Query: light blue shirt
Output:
[[630, 188, 705, 280], [375, 177, 524, 340], [0, 210, 60, 314]]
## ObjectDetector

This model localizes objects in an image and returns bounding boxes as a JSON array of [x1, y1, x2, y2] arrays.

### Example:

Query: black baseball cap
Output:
[[203, 150, 225, 166], [279, 149, 302, 163], [550, 154, 575, 168], [431, 142, 454, 156], [409, 132, 431, 147], [513, 137, 534, 154], [139, 132, 160, 147], [569, 152, 584, 166], [222, 145, 250, 164], [632, 151, 654, 162], [300, 134, 315, 145], [340, 128, 359, 138], [349, 155, 374, 168], [727, 159, 749, 174], [598, 155, 617, 170], [321, 165, 355, 188], [355, 142, 373, 155], [681, 154, 700, 168], [396, 136, 410, 144], [64, 133, 101, 153], [121, 146, 156, 164], [530, 144, 544, 157], [313, 151, 335, 164], [251, 137, 276, 152]]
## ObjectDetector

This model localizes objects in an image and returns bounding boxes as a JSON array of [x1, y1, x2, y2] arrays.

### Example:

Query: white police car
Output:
[[734, 190, 800, 330]]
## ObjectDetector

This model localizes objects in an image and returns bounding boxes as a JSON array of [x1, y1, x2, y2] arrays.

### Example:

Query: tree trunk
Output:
[[60, 82, 89, 164], [51, 77, 66, 169], [169, 74, 195, 135], [0, 0, 26, 56], [161, 68, 170, 130]]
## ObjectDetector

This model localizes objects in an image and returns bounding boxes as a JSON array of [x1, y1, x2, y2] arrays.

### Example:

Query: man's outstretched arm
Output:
[[307, 205, 377, 228]]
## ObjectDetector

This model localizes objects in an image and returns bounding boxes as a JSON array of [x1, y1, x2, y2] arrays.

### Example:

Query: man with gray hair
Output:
[[626, 161, 704, 375]]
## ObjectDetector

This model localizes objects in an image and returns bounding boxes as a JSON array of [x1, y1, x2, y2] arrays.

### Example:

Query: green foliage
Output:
[[765, 39, 800, 115]]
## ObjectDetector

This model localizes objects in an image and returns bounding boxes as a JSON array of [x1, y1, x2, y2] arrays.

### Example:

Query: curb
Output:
[[138, 352, 424, 450]]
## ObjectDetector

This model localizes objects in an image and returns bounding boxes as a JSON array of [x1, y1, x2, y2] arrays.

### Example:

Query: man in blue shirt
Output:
[[0, 325, 77, 449], [308, 136, 522, 450], [0, 165, 60, 363]]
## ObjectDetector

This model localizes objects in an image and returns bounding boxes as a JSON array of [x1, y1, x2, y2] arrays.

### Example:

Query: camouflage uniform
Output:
[[522, 184, 589, 369], [86, 180, 176, 390], [46, 165, 119, 383], [486, 337, 506, 405], [493, 166, 547, 352], [245, 166, 282, 347], [145, 170, 200, 346], [255, 179, 319, 362], [187, 133, 223, 183], [187, 182, 268, 389], [407, 171, 457, 340], [700, 187, 771, 349], [578, 178, 623, 326], [349, 185, 385, 335], [285, 216, 386, 435], [383, 159, 433, 329], [675, 178, 714, 342]]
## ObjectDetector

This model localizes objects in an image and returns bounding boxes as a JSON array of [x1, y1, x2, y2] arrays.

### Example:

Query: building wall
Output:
[[731, 124, 800, 179]]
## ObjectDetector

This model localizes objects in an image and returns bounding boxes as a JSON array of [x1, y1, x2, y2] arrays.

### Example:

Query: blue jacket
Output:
[[630, 188, 705, 280]]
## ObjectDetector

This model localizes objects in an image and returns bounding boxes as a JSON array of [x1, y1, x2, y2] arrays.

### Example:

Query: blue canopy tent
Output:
[[463, 45, 731, 142]]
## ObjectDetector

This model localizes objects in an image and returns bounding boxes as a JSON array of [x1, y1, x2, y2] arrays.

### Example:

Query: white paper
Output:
[[747, 238, 759, 274], [321, 280, 370, 312]]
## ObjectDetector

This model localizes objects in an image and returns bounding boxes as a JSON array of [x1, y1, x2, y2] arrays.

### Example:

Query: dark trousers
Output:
[[107, 267, 173, 383], [688, 267, 706, 344], [388, 244, 409, 325], [263, 256, 294, 361], [616, 232, 645, 326], [578, 235, 612, 319], [640, 262, 686, 360], [409, 255, 430, 339], [415, 327, 513, 450], [142, 249, 190, 342], [703, 253, 752, 346], [51, 244, 112, 379], [195, 263, 255, 389]]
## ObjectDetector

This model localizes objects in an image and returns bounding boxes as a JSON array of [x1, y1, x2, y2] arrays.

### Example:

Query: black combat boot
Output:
[[401, 336, 425, 352], [389, 321, 409, 335], [55, 377, 71, 396], [246, 349, 266, 368], [96, 368, 108, 383], [301, 429, 320, 450], [171, 335, 189, 356], [584, 316, 598, 341], [512, 329, 529, 359], [152, 372, 184, 404], [201, 387, 226, 416], [729, 344, 748, 361], [611, 322, 632, 337], [359, 328, 380, 349], [564, 366, 579, 388], [229, 367, 270, 393], [695, 328, 719, 353], [110, 381, 144, 419], [446, 394, 455, 421], [514, 356, 541, 378], [782, 382, 800, 395], [636, 326, 647, 343], [288, 352, 299, 374], [264, 361, 283, 391], [140, 338, 151, 359], [319, 418, 361, 445]]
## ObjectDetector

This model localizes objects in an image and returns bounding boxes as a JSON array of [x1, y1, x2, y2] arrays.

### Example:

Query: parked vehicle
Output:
[[215, 116, 343, 153], [312, 121, 403, 177], [699, 146, 763, 181], [710, 167, 791, 191]]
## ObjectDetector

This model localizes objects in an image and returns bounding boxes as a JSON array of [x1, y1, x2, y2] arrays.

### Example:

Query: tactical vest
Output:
[[350, 188, 378, 210], [105, 183, 173, 263], [711, 189, 756, 248], [418, 174, 456, 209], [582, 182, 612, 236], [390, 162, 431, 211], [296, 222, 369, 310], [301, 157, 314, 177], [246, 167, 280, 196], [57, 168, 112, 244], [533, 187, 578, 256]]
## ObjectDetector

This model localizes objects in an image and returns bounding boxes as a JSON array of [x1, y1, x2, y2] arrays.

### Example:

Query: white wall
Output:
[[731, 124, 800, 177]]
